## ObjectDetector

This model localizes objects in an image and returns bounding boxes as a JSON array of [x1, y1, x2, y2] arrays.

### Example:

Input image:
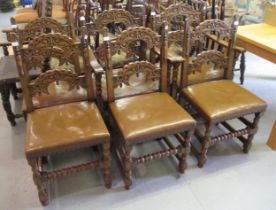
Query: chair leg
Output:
[[198, 123, 212, 168], [243, 112, 261, 153], [0, 82, 16, 126], [10, 82, 19, 100], [240, 52, 246, 85], [123, 145, 133, 190], [28, 159, 49, 206], [178, 130, 192, 173], [102, 143, 112, 189]]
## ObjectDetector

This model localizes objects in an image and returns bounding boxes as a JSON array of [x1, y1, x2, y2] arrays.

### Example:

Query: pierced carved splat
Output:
[[95, 41, 120, 64], [16, 17, 71, 43], [29, 69, 86, 96], [192, 19, 231, 43], [168, 30, 185, 46], [22, 34, 80, 71], [94, 9, 135, 29], [188, 50, 228, 74], [116, 61, 160, 86], [116, 27, 160, 55], [155, 3, 202, 29]]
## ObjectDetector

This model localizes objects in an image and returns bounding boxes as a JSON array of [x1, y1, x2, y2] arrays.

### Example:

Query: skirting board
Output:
[[267, 120, 276, 150]]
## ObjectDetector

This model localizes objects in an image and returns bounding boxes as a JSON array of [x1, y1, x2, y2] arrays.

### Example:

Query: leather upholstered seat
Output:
[[182, 80, 267, 122], [14, 12, 38, 24], [110, 92, 195, 144], [25, 101, 110, 157]]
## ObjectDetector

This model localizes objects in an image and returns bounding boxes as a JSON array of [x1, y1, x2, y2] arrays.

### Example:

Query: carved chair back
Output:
[[10, 16, 76, 46], [95, 26, 160, 68], [13, 34, 94, 113], [180, 18, 237, 88], [189, 18, 237, 54], [152, 3, 203, 32], [16, 33, 83, 75], [125, 0, 149, 26], [103, 25, 168, 101], [86, 9, 136, 48]]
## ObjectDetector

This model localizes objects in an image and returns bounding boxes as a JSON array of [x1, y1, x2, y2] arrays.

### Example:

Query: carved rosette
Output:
[[116, 61, 160, 86], [188, 50, 228, 74], [29, 69, 85, 96]]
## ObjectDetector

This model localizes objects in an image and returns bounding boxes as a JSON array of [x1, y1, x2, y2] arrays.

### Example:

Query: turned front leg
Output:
[[123, 145, 133, 190], [102, 143, 112, 188], [198, 123, 212, 168], [27, 158, 49, 206]]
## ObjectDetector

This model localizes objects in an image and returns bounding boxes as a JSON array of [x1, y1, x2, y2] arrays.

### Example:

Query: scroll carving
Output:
[[29, 69, 86, 96], [94, 9, 135, 29], [18, 17, 71, 42], [168, 31, 184, 46], [155, 3, 201, 29], [95, 41, 120, 64], [188, 50, 228, 73], [116, 61, 160, 86], [116, 27, 160, 55], [192, 19, 231, 43], [22, 34, 80, 70]]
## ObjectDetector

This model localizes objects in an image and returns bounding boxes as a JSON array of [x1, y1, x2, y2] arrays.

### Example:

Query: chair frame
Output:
[[12, 32, 111, 205], [180, 18, 266, 167], [104, 25, 195, 189]]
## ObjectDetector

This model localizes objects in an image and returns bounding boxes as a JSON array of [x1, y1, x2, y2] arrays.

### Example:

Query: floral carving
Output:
[[191, 19, 231, 43], [116, 27, 160, 55], [94, 9, 135, 29], [116, 61, 160, 86], [188, 50, 228, 74], [22, 34, 80, 71], [168, 30, 184, 46], [29, 69, 86, 96], [17, 17, 71, 43], [155, 3, 202, 29]]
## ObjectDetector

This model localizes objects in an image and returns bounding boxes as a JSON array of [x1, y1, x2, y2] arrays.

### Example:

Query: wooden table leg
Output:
[[0, 82, 16, 126]]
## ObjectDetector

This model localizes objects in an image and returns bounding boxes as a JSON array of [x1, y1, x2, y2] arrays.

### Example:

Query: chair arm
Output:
[[1, 29, 16, 42], [206, 34, 246, 53], [88, 48, 105, 75], [154, 47, 184, 63], [0, 41, 12, 56]]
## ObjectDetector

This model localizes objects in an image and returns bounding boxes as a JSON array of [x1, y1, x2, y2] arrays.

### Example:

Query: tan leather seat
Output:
[[109, 92, 196, 144], [182, 80, 267, 122], [14, 12, 38, 24], [16, 8, 36, 14], [25, 101, 110, 157], [52, 5, 67, 19]]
